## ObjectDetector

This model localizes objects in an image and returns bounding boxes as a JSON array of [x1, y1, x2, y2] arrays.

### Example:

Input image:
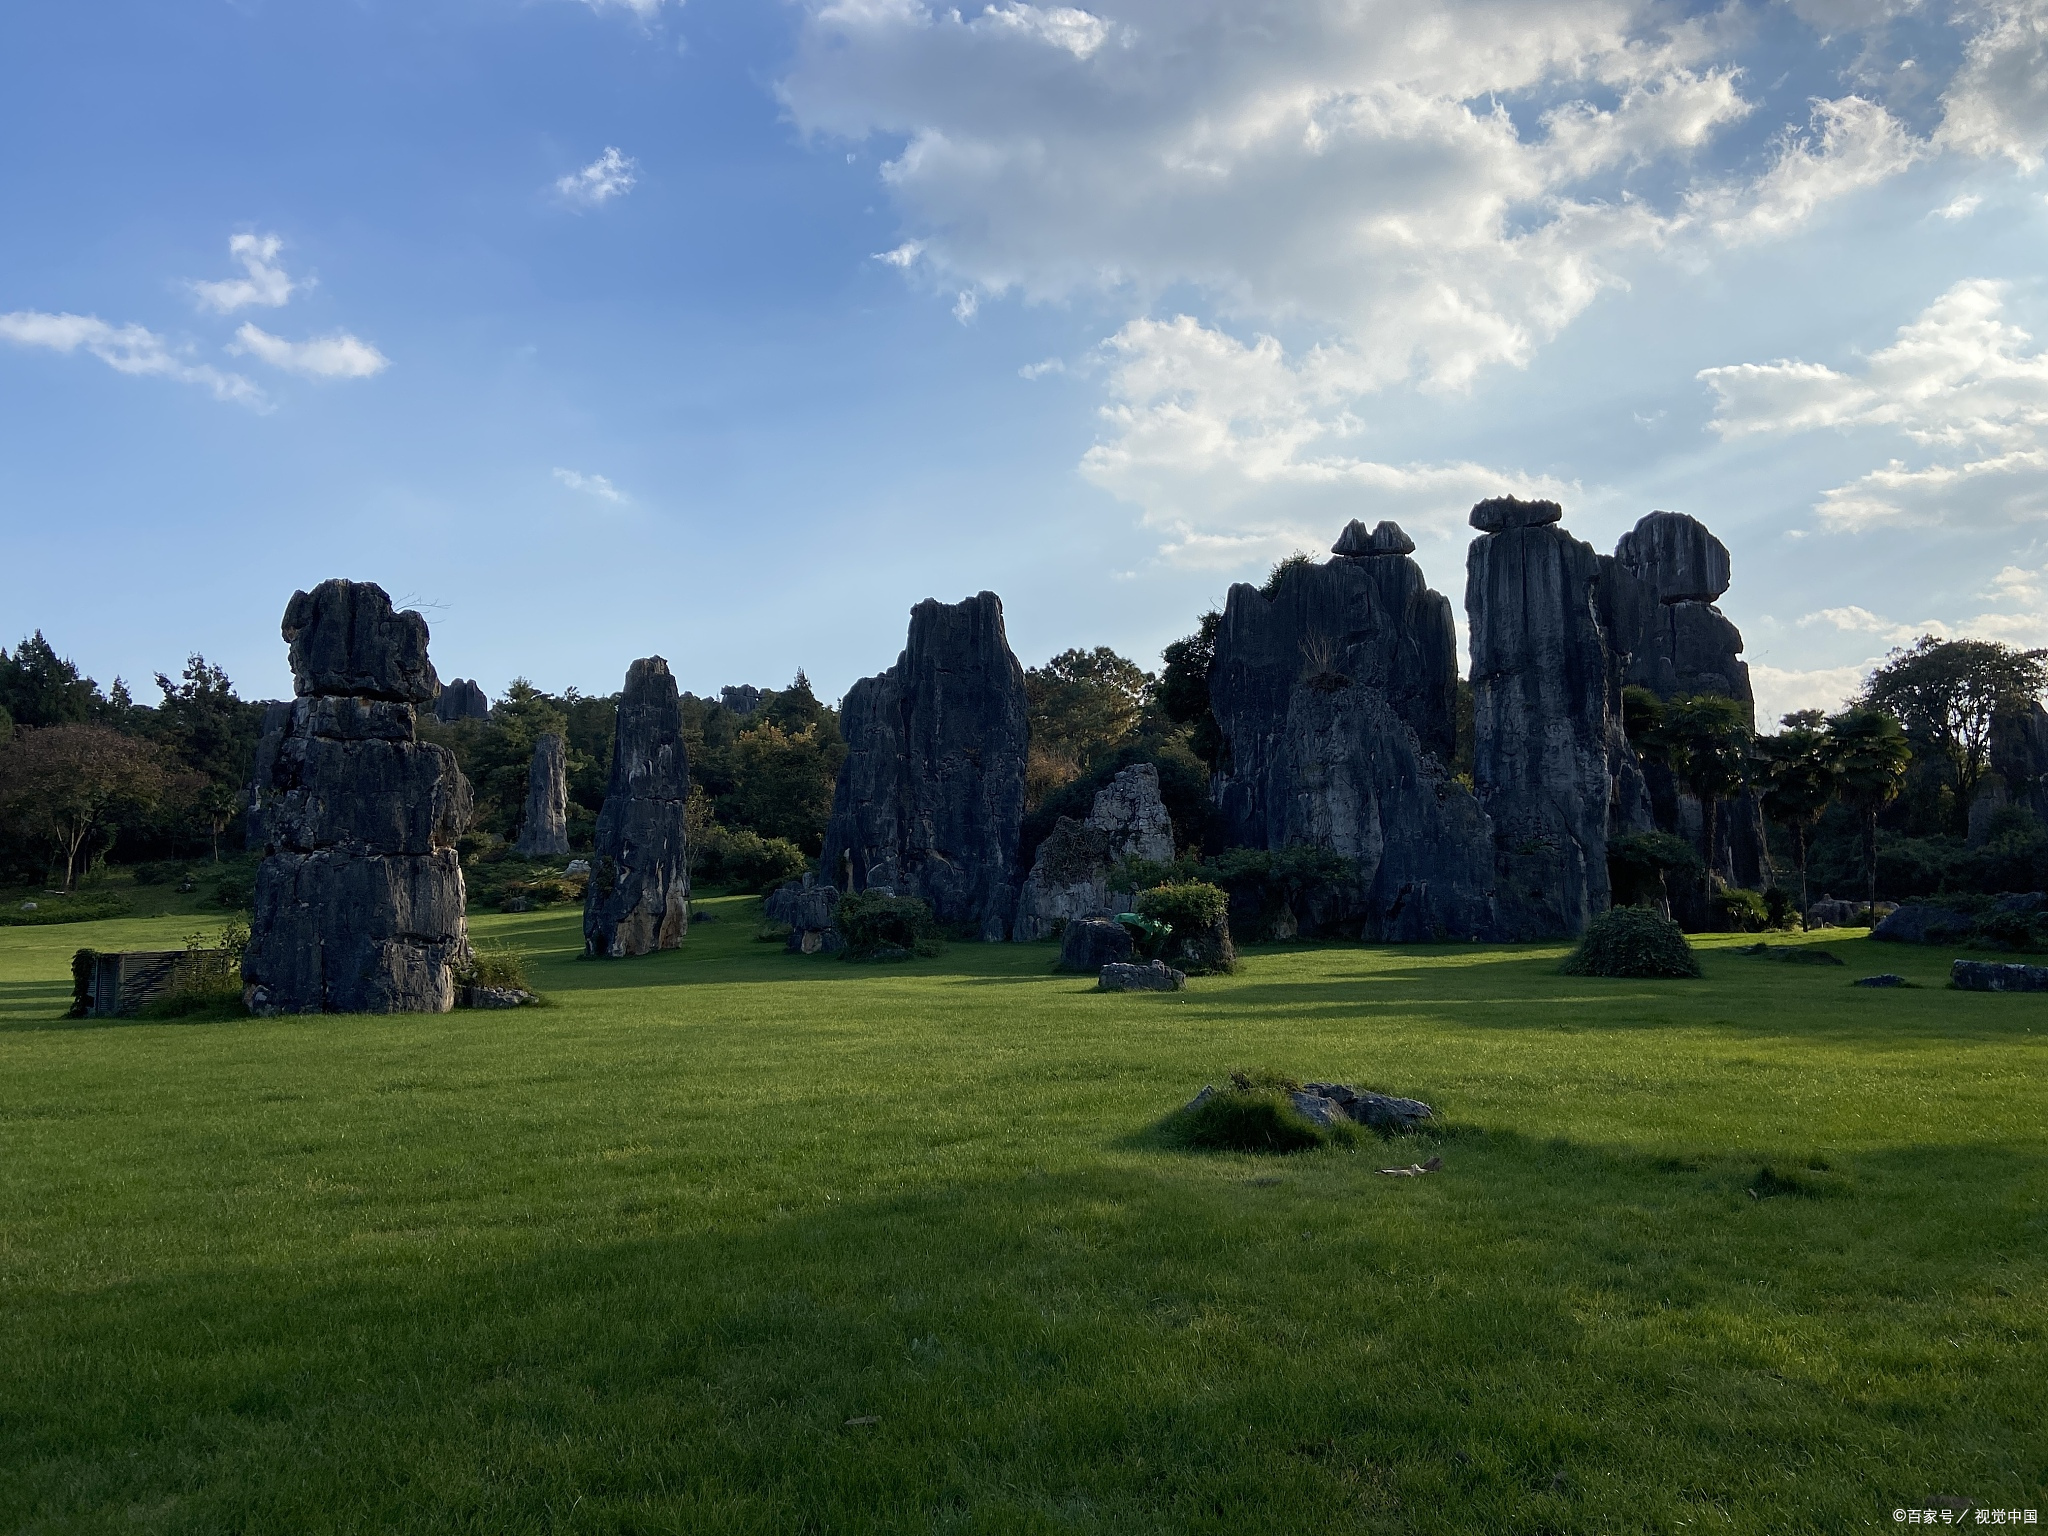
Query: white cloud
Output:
[[874, 240, 924, 267], [231, 323, 389, 379], [554, 467, 627, 502], [1019, 356, 1065, 378], [556, 147, 638, 206], [0, 310, 262, 405], [952, 289, 979, 322], [1750, 661, 1882, 723], [1939, 2, 2048, 168], [581, 0, 672, 17], [189, 233, 298, 313], [1706, 95, 1922, 244], [1701, 279, 2048, 527], [1934, 191, 1983, 219], [1078, 313, 1571, 568]]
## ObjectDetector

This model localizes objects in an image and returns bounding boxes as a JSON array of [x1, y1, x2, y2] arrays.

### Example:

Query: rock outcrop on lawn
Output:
[[1014, 763, 1175, 941], [1206, 519, 1501, 940], [1098, 960, 1185, 992], [514, 732, 571, 857], [243, 579, 473, 1014], [583, 658, 691, 958], [1058, 916, 1133, 972], [1952, 960, 2048, 992], [820, 592, 1030, 941]]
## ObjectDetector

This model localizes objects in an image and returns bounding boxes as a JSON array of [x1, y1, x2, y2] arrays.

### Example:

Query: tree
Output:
[[1024, 648, 1153, 802], [1754, 709, 1839, 923], [152, 655, 264, 859], [1864, 636, 2048, 835], [1656, 693, 1752, 899], [726, 718, 845, 853], [0, 632, 102, 728], [1157, 611, 1224, 768], [0, 725, 169, 890], [1828, 707, 1912, 919]]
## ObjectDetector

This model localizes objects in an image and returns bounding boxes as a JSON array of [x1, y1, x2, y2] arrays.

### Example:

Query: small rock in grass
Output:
[[1287, 1091, 1346, 1127], [1952, 960, 2048, 992], [1302, 1082, 1435, 1131], [459, 985, 534, 1009], [565, 859, 591, 876], [20, 901, 36, 912], [1853, 974, 1909, 988], [1099, 960, 1185, 992]]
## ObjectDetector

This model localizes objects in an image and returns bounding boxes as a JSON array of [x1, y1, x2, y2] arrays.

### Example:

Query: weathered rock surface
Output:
[[1872, 904, 1976, 945], [584, 658, 691, 958], [1992, 700, 2048, 824], [515, 733, 571, 857], [720, 684, 762, 716], [1854, 974, 1908, 987], [1466, 500, 1624, 938], [1608, 511, 1765, 901], [765, 872, 843, 954], [1209, 523, 1496, 938], [282, 579, 438, 703], [820, 593, 1030, 941], [1098, 960, 1185, 992], [244, 581, 470, 1015], [1058, 915, 1133, 973], [243, 699, 295, 850], [434, 678, 490, 723], [1014, 764, 1175, 941], [1953, 959, 2048, 992], [1299, 1083, 1435, 1131]]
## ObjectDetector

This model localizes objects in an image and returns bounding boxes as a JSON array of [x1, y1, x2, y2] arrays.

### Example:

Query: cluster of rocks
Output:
[[583, 658, 691, 958], [1183, 1080, 1434, 1131], [242, 581, 473, 1014], [1013, 763, 1175, 941], [818, 593, 1030, 941]]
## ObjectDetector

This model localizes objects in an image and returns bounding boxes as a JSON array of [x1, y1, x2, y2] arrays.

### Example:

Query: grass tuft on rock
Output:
[[1560, 905, 1701, 979], [1162, 1070, 1365, 1154]]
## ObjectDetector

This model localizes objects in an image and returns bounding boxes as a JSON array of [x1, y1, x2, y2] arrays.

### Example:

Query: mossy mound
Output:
[[1560, 906, 1700, 979]]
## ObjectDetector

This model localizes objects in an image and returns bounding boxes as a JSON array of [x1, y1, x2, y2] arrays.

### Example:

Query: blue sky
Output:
[[3, 0, 2046, 720]]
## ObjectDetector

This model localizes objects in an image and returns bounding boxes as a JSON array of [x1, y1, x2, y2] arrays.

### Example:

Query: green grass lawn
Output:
[[1, 903, 2042, 1533]]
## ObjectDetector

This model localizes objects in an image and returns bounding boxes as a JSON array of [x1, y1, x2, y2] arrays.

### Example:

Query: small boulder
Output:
[[459, 985, 534, 1008], [1302, 1082, 1435, 1131], [1953, 960, 2048, 992], [1098, 960, 1186, 992], [1058, 916, 1132, 973], [1287, 1090, 1347, 1127], [1854, 974, 1908, 988], [1872, 904, 1976, 945], [565, 859, 591, 876]]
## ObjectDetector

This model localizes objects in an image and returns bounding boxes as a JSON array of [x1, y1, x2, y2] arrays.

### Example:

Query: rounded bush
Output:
[[1561, 905, 1701, 979]]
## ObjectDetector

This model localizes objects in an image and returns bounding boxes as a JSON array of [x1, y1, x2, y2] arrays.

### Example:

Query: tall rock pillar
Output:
[[819, 592, 1030, 940], [584, 658, 691, 957], [515, 733, 571, 857], [242, 580, 473, 1014]]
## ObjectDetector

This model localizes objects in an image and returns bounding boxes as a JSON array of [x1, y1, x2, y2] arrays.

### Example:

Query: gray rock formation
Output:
[[1953, 959, 2048, 992], [1013, 764, 1174, 940], [1608, 511, 1765, 896], [1872, 904, 1977, 945], [434, 678, 490, 723], [1098, 959, 1185, 992], [243, 699, 294, 851], [819, 593, 1030, 941], [514, 733, 571, 857], [720, 684, 762, 716], [764, 872, 843, 954], [1466, 499, 1626, 938], [1298, 1082, 1435, 1131], [1058, 916, 1133, 972], [584, 658, 691, 958], [243, 581, 471, 1014], [1992, 700, 2048, 824], [1209, 521, 1499, 938]]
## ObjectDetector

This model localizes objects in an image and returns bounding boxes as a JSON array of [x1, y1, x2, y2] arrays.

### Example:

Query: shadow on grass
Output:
[[5, 1131, 2041, 1533]]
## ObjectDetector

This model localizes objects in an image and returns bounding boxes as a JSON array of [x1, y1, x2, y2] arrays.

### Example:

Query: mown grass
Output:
[[0, 903, 2042, 1533]]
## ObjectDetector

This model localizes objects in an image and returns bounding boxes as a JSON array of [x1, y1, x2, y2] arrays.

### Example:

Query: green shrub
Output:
[[1561, 906, 1701, 979], [69, 948, 95, 1017], [1606, 832, 1700, 908], [835, 892, 943, 961], [130, 860, 189, 887], [696, 826, 808, 894], [1765, 887, 1797, 930], [0, 893, 133, 926], [1135, 882, 1237, 974], [1711, 886, 1769, 932], [141, 921, 249, 1019], [457, 940, 529, 992]]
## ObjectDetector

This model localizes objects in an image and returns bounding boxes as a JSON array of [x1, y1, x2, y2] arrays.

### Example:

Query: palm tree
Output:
[[1658, 693, 1752, 905], [1827, 707, 1912, 921], [1755, 710, 1839, 925]]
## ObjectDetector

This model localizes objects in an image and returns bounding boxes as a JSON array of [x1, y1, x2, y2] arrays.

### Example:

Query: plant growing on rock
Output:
[[1135, 881, 1237, 974]]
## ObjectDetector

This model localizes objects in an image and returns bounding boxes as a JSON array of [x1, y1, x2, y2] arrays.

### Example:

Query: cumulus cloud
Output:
[[1700, 279, 2048, 527], [1706, 95, 1922, 243], [1939, 1, 2048, 168], [1079, 314, 1571, 568], [1749, 661, 1883, 722], [189, 233, 297, 313], [581, 0, 672, 17], [554, 467, 627, 502], [556, 147, 638, 206], [230, 324, 389, 379], [0, 310, 262, 405]]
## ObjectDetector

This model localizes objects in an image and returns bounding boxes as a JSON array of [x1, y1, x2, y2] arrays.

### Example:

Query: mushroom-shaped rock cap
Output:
[[1469, 496, 1564, 533], [1613, 510, 1731, 604], [282, 580, 439, 703], [1332, 519, 1417, 557]]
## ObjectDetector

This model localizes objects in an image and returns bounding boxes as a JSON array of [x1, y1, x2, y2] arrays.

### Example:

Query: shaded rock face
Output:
[[1608, 511, 1765, 899], [1058, 916, 1133, 973], [1013, 764, 1174, 941], [1209, 524, 1496, 939], [1992, 701, 2048, 824], [820, 592, 1030, 941], [720, 684, 762, 716], [764, 872, 842, 954], [434, 678, 490, 723], [515, 733, 570, 857], [243, 699, 295, 851], [243, 581, 470, 1015], [1466, 501, 1624, 938], [584, 658, 690, 958], [1953, 959, 2048, 992]]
